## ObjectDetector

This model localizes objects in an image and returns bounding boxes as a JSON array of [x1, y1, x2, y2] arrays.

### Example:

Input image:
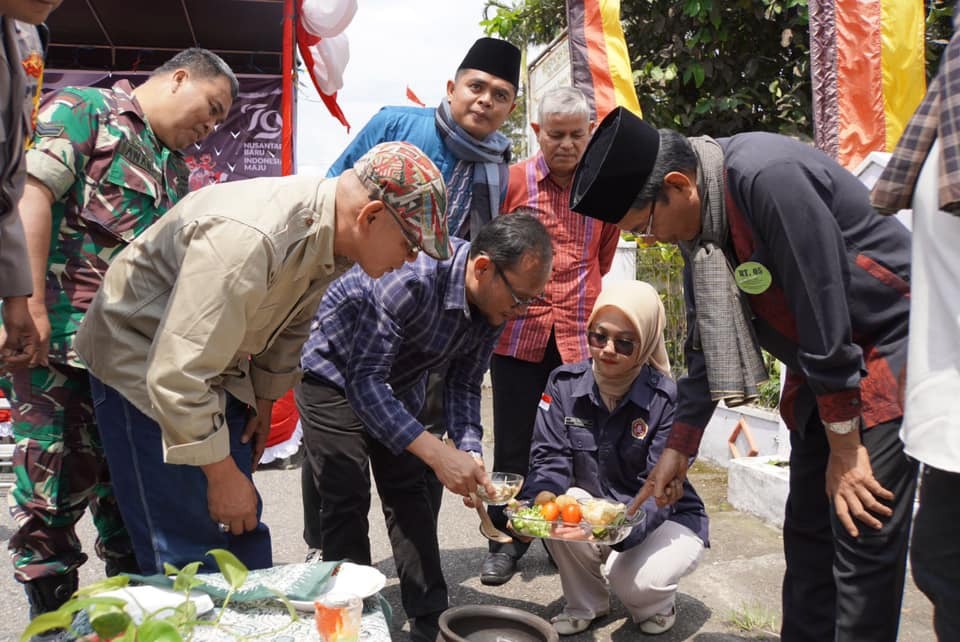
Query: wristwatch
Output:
[[824, 416, 861, 435]]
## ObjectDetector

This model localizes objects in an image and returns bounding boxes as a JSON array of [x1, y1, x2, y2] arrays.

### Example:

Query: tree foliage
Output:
[[483, 0, 953, 138]]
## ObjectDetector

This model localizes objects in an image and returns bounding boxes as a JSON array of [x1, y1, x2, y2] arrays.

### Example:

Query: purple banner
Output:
[[42, 71, 283, 189]]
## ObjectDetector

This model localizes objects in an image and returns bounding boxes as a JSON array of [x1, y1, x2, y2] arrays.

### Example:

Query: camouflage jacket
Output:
[[26, 80, 189, 367], [0, 18, 45, 297]]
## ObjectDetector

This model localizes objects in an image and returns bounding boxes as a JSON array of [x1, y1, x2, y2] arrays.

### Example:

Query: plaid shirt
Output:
[[300, 239, 502, 455], [872, 14, 960, 216], [495, 152, 620, 363]]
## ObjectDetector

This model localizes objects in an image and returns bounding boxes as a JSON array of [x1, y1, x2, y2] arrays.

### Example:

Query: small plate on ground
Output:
[[287, 562, 386, 612]]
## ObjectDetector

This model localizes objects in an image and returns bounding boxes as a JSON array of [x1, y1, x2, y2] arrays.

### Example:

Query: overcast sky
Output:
[[295, 0, 490, 175]]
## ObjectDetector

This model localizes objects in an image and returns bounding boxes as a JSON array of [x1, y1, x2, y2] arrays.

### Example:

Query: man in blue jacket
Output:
[[301, 36, 521, 559], [325, 36, 519, 240]]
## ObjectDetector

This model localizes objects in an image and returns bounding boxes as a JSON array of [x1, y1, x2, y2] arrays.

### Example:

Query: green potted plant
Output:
[[20, 549, 300, 642]]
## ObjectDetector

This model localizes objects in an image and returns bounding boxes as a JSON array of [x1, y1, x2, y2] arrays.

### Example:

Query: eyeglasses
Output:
[[380, 199, 423, 256], [632, 193, 657, 239], [643, 197, 656, 237], [492, 263, 545, 308], [587, 331, 637, 356]]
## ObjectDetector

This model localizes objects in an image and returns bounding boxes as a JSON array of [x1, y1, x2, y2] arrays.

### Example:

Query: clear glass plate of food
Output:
[[474, 472, 524, 505], [504, 494, 644, 546]]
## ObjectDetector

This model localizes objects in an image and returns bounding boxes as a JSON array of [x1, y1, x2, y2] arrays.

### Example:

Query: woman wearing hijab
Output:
[[517, 280, 708, 636]]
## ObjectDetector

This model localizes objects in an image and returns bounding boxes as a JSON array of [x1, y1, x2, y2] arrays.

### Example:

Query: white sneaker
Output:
[[639, 606, 676, 634]]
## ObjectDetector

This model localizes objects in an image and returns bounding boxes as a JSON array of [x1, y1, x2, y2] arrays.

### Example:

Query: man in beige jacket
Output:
[[74, 141, 449, 574]]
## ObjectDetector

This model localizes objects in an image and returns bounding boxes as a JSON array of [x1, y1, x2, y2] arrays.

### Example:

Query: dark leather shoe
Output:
[[480, 552, 517, 586], [24, 571, 79, 617]]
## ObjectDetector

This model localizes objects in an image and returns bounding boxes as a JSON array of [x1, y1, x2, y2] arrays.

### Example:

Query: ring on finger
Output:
[[217, 522, 230, 533]]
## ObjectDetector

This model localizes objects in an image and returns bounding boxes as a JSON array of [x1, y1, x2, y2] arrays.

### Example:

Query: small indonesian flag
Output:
[[538, 393, 552, 411], [406, 85, 426, 107]]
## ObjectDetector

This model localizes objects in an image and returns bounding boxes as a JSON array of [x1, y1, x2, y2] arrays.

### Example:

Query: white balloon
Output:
[[310, 34, 350, 94], [300, 0, 358, 38]]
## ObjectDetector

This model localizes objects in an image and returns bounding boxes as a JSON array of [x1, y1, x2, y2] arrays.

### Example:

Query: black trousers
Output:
[[297, 378, 447, 623], [300, 368, 446, 549], [418, 367, 448, 517], [781, 418, 918, 642], [487, 332, 562, 558], [911, 465, 960, 642]]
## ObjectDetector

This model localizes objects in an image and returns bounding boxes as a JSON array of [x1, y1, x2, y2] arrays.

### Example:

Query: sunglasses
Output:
[[380, 198, 423, 256], [588, 331, 637, 356], [492, 262, 545, 308]]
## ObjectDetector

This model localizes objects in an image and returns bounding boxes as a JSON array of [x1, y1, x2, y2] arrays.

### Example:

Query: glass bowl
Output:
[[475, 472, 524, 505], [504, 499, 644, 545]]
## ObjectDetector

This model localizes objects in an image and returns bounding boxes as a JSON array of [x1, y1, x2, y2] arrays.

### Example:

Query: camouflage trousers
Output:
[[6, 362, 135, 583]]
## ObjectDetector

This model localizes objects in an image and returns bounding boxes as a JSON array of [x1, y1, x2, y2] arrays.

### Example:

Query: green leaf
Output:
[[73, 575, 131, 598], [19, 611, 74, 642], [172, 561, 202, 593], [163, 562, 181, 577], [89, 604, 133, 639], [207, 548, 248, 589], [160, 599, 198, 633], [50, 596, 129, 615], [138, 619, 185, 642]]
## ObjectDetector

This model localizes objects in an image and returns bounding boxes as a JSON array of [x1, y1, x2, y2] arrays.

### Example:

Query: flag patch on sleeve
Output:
[[538, 393, 552, 411]]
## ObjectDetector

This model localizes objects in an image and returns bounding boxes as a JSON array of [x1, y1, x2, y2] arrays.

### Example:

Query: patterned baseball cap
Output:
[[353, 141, 451, 260]]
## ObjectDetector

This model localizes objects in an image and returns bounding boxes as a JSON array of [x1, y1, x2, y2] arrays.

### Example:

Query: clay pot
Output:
[[437, 605, 559, 642]]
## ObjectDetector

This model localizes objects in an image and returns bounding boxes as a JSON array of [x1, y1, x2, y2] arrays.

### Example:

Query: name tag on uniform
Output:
[[117, 138, 158, 177], [563, 416, 593, 428], [734, 261, 772, 294]]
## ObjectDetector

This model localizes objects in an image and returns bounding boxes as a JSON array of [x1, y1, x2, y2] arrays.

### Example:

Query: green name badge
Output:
[[734, 261, 772, 294]]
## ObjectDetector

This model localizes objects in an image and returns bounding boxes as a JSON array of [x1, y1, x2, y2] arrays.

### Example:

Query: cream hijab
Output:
[[588, 280, 671, 410]]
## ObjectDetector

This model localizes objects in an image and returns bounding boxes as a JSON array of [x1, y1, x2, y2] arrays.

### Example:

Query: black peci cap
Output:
[[569, 107, 661, 224], [458, 37, 521, 89]]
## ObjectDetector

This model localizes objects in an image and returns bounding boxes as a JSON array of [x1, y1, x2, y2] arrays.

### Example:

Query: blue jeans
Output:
[[89, 376, 272, 575]]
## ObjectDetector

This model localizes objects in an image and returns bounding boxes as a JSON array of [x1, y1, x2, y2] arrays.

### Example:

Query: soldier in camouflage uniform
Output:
[[5, 48, 238, 618]]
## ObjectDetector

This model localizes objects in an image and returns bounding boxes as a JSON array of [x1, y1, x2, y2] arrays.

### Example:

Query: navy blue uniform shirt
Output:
[[522, 360, 709, 551]]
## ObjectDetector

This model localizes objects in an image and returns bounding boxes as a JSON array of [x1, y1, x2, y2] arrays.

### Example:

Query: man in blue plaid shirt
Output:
[[298, 213, 551, 642]]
